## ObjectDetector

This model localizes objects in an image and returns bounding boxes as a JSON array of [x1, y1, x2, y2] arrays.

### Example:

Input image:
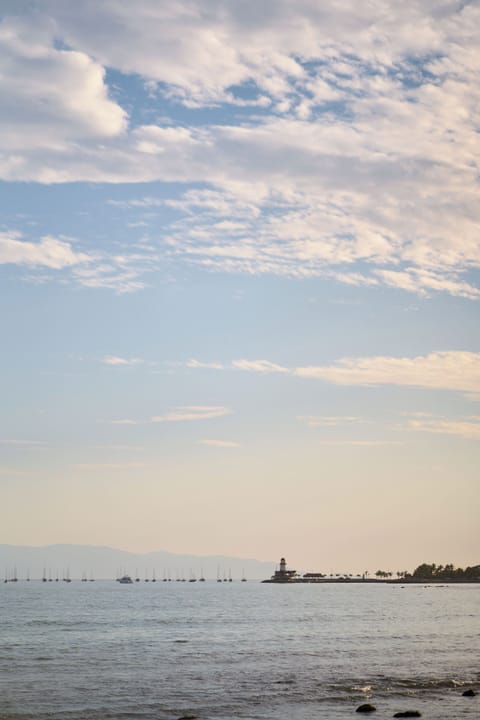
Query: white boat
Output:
[[118, 574, 133, 584]]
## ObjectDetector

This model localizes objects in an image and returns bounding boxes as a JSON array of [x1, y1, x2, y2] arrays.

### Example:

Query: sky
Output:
[[0, 0, 479, 574]]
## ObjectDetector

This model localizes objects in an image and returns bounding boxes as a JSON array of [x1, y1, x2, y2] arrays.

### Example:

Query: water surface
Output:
[[1, 581, 478, 719]]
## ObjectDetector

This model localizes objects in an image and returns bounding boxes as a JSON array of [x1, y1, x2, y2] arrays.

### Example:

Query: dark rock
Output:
[[178, 716, 198, 720], [393, 712, 421, 718], [462, 689, 476, 697], [356, 704, 376, 713], [275, 679, 296, 685]]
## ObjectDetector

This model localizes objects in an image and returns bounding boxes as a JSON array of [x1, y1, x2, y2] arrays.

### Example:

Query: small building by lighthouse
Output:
[[262, 557, 298, 583]]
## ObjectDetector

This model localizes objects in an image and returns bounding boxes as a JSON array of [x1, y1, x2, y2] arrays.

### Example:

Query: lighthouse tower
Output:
[[262, 556, 298, 582]]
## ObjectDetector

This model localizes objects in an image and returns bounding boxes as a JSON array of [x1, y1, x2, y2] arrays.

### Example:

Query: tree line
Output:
[[374, 563, 480, 581]]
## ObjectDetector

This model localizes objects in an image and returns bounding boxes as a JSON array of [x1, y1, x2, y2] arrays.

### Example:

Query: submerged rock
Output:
[[393, 712, 421, 718], [274, 679, 296, 685], [356, 704, 376, 713], [462, 689, 476, 697]]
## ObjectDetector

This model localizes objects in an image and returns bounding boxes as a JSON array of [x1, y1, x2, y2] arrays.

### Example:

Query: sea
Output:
[[0, 580, 478, 720]]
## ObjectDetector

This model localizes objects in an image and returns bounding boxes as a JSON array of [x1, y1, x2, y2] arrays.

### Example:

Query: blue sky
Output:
[[0, 0, 478, 572]]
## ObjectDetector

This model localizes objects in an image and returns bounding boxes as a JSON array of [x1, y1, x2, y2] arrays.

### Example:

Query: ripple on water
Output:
[[0, 582, 478, 720]]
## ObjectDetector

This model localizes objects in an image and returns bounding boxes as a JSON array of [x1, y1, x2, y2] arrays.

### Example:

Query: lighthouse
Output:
[[262, 556, 298, 583]]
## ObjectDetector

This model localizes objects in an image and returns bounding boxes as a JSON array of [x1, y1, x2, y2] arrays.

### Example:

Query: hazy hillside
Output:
[[0, 544, 275, 581]]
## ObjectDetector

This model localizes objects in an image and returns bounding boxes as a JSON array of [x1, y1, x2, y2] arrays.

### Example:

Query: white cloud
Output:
[[185, 359, 225, 370], [71, 267, 148, 294], [295, 351, 480, 395], [407, 416, 480, 440], [152, 406, 231, 423], [177, 351, 480, 395], [133, 125, 202, 154], [40, 0, 303, 106], [102, 356, 144, 366], [232, 359, 289, 373], [376, 268, 480, 300], [0, 229, 160, 293], [0, 232, 90, 268], [108, 197, 165, 209], [0, 14, 126, 151], [297, 412, 480, 443], [0, 2, 479, 297], [39, 0, 479, 110], [111, 406, 231, 425], [162, 179, 480, 297]]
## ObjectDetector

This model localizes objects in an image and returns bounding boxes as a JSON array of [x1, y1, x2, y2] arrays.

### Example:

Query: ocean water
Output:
[[0, 581, 478, 720]]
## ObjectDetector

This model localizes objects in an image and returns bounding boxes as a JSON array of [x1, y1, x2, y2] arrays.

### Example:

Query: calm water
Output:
[[0, 581, 478, 720]]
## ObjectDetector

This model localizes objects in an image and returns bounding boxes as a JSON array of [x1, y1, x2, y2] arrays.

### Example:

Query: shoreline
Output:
[[262, 577, 480, 584], [264, 557, 480, 584]]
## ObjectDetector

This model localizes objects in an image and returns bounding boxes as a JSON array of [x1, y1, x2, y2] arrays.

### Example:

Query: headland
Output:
[[262, 558, 480, 583]]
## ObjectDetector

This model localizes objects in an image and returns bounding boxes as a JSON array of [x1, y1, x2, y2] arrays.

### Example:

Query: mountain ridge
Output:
[[0, 543, 275, 580]]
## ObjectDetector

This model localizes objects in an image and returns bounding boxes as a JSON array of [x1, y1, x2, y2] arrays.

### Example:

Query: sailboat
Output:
[[118, 574, 133, 584]]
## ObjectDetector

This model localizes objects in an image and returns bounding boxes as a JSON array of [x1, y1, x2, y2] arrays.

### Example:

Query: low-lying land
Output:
[[263, 562, 480, 584]]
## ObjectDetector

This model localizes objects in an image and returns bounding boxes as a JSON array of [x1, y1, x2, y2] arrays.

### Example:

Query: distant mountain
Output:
[[0, 544, 275, 580]]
